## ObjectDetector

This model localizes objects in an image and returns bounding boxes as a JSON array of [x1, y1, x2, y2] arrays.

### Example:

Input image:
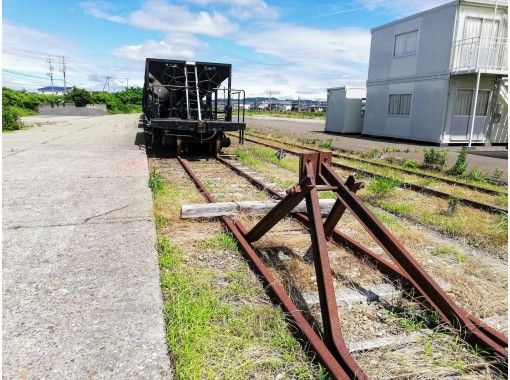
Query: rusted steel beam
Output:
[[177, 156, 351, 379], [323, 176, 364, 238], [321, 162, 508, 360], [245, 177, 310, 242], [302, 161, 367, 379], [218, 153, 508, 361]]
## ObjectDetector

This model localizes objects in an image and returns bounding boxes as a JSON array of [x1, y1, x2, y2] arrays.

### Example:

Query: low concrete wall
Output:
[[38, 103, 107, 116]]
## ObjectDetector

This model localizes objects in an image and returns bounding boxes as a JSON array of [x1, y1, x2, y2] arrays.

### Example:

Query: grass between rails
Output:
[[232, 145, 508, 255], [149, 166, 328, 379], [244, 129, 507, 195]]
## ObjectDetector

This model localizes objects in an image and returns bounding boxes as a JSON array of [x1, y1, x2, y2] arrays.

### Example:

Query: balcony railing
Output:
[[451, 36, 507, 73]]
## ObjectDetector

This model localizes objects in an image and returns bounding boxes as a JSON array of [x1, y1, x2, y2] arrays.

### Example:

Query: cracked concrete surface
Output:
[[3, 114, 171, 379]]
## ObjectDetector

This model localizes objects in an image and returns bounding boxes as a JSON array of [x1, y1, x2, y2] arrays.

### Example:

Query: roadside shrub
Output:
[[64, 87, 92, 107], [2, 107, 24, 131], [450, 147, 468, 176], [366, 177, 400, 197], [423, 148, 447, 171], [403, 159, 419, 169]]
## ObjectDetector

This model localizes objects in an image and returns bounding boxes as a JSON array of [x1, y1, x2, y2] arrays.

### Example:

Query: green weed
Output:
[[198, 232, 239, 252], [148, 168, 165, 194], [319, 139, 333, 149], [432, 246, 466, 263], [423, 148, 447, 171], [449, 147, 468, 177], [366, 177, 401, 197]]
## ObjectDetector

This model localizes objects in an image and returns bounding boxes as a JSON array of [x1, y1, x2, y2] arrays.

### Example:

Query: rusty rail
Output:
[[240, 134, 507, 213], [176, 156, 353, 379], [241, 132, 507, 195], [216, 153, 508, 366]]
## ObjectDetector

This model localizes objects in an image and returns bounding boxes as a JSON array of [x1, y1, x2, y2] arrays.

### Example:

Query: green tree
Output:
[[65, 87, 92, 107]]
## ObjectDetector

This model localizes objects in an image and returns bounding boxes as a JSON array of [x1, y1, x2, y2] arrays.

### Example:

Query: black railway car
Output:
[[143, 58, 246, 155]]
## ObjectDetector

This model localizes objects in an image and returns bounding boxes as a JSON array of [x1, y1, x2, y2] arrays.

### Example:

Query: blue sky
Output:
[[3, 0, 449, 98]]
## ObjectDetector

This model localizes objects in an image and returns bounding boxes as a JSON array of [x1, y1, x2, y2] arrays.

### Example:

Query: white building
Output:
[[363, 0, 507, 145], [37, 86, 73, 95], [325, 86, 366, 133]]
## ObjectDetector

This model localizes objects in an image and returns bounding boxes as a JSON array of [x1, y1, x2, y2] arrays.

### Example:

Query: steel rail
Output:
[[241, 135, 506, 214], [216, 154, 508, 365], [176, 155, 352, 379], [241, 132, 507, 195]]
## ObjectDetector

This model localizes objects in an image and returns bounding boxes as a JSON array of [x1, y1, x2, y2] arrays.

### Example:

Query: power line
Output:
[[2, 69, 57, 81]]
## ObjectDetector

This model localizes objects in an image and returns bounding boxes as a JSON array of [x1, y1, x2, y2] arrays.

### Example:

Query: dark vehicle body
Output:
[[143, 58, 245, 154]]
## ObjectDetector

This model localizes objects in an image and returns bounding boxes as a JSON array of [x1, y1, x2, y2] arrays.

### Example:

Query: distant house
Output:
[[363, 0, 507, 145], [37, 86, 73, 95]]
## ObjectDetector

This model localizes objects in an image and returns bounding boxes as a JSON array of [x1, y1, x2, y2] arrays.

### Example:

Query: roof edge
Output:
[[371, 1, 458, 33]]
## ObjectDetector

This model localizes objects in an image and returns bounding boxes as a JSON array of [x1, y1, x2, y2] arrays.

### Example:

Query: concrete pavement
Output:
[[3, 114, 171, 379]]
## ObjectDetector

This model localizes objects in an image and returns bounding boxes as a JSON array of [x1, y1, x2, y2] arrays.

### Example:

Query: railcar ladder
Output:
[[185, 63, 201, 120]]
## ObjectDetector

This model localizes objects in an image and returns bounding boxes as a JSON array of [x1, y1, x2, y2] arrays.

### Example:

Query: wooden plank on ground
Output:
[[181, 199, 337, 219]]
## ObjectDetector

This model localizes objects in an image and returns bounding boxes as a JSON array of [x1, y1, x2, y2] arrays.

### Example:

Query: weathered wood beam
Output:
[[181, 199, 337, 219]]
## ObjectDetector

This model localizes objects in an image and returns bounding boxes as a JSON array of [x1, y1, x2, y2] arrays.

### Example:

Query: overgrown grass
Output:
[[365, 177, 401, 197], [247, 146, 299, 172], [432, 246, 466, 263], [158, 233, 328, 379], [197, 232, 239, 252]]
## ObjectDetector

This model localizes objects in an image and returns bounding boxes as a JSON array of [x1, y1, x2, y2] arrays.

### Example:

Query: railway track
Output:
[[168, 153, 507, 379], [235, 133, 507, 214], [241, 131, 507, 194]]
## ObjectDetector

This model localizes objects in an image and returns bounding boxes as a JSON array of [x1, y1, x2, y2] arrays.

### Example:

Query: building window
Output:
[[454, 89, 490, 116], [388, 94, 412, 115], [394, 30, 419, 57]]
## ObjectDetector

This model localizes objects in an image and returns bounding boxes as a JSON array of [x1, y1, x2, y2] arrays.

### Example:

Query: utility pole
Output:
[[47, 58, 55, 94], [125, 78, 129, 90], [60, 56, 67, 93]]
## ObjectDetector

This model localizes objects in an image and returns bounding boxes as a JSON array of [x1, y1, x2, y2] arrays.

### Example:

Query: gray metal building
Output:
[[363, 0, 507, 145]]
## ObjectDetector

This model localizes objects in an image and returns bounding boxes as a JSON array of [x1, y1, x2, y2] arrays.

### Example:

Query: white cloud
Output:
[[236, 24, 370, 67], [82, 0, 237, 37], [186, 0, 277, 20], [358, 0, 452, 16], [112, 33, 208, 61], [81, 1, 126, 23]]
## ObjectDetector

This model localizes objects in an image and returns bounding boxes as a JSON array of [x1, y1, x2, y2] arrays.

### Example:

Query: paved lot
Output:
[[3, 114, 171, 379], [247, 116, 508, 180]]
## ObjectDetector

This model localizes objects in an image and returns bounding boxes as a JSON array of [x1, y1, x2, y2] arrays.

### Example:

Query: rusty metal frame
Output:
[[177, 156, 353, 379], [215, 153, 508, 367]]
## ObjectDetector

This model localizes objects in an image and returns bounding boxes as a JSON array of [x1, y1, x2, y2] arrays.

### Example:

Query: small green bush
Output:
[[423, 148, 447, 171], [64, 87, 92, 107], [366, 177, 400, 197], [2, 107, 24, 131], [148, 168, 165, 193], [319, 139, 333, 149], [450, 147, 468, 176], [465, 168, 487, 182], [363, 148, 381, 160], [403, 159, 419, 169], [445, 196, 460, 215]]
